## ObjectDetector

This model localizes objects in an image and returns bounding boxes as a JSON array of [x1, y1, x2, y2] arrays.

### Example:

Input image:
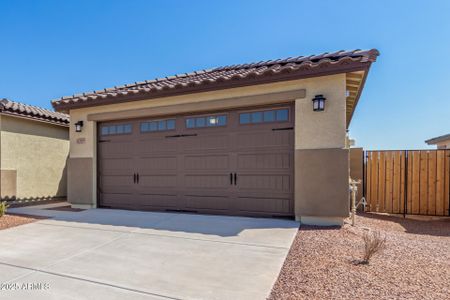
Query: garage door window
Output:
[[101, 124, 132, 136], [186, 115, 227, 128], [240, 108, 289, 124], [141, 119, 175, 133]]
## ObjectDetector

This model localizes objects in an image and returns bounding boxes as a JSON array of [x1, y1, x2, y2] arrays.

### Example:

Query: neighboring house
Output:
[[0, 99, 70, 201], [425, 133, 450, 149], [52, 49, 379, 226]]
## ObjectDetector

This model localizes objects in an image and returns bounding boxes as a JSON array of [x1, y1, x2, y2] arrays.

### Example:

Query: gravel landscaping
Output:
[[0, 214, 45, 230], [269, 213, 450, 300]]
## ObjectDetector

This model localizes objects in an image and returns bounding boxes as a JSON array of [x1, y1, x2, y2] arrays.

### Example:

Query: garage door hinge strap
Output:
[[272, 127, 294, 131]]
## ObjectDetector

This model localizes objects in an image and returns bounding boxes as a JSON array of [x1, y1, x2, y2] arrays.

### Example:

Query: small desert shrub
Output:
[[361, 230, 386, 264], [0, 201, 9, 217]]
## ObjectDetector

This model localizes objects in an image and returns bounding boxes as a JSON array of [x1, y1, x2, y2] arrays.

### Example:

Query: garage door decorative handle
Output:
[[137, 173, 140, 184], [234, 173, 237, 185], [133, 173, 137, 183]]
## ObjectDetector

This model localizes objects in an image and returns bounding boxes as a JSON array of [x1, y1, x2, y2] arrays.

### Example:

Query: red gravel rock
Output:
[[0, 214, 44, 230], [269, 213, 450, 300]]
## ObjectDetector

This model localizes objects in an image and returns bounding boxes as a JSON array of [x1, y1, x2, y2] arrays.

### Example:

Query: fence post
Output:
[[403, 150, 408, 218], [448, 150, 450, 216]]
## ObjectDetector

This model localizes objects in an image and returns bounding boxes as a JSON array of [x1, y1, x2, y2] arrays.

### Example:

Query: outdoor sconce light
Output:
[[74, 121, 84, 132], [312, 94, 326, 111]]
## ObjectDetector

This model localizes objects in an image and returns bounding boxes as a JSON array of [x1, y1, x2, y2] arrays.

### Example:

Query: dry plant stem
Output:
[[362, 230, 386, 264]]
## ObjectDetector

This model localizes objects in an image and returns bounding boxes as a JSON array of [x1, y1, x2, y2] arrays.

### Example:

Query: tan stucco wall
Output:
[[293, 74, 349, 223], [0, 115, 69, 199], [436, 140, 450, 149], [295, 148, 350, 218], [0, 170, 17, 199], [67, 74, 350, 223], [294, 74, 347, 150], [67, 157, 93, 206]]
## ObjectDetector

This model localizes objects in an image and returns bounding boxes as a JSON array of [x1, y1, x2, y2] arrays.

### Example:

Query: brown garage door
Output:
[[98, 105, 294, 217]]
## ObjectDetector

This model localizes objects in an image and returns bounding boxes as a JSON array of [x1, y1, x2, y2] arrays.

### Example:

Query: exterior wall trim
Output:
[[87, 89, 306, 122]]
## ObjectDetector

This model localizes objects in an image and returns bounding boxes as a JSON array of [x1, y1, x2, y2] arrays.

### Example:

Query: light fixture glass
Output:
[[75, 121, 84, 132], [312, 95, 326, 112]]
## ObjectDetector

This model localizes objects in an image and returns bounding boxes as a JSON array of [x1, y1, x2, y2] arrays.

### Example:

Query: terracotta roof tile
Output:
[[0, 99, 69, 126], [52, 49, 379, 111]]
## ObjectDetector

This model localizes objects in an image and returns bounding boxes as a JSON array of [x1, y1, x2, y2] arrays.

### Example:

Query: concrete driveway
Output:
[[0, 205, 298, 300]]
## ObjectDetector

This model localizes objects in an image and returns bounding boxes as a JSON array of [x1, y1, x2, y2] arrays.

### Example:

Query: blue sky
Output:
[[1, 0, 449, 149]]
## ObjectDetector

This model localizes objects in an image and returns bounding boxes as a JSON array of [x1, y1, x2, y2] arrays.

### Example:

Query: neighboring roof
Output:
[[425, 133, 450, 145], [52, 49, 379, 112], [0, 99, 70, 126]]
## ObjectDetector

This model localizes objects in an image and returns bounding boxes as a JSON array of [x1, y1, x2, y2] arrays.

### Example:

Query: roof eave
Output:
[[345, 64, 372, 128], [0, 111, 70, 127], [425, 134, 450, 145]]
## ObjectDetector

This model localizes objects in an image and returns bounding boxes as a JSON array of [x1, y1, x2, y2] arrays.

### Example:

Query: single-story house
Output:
[[425, 133, 450, 149], [52, 49, 379, 226], [0, 99, 70, 201]]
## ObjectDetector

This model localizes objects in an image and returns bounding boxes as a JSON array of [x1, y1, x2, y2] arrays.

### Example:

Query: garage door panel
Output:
[[101, 175, 134, 190], [237, 174, 291, 191], [100, 194, 136, 207], [184, 155, 230, 170], [237, 152, 292, 170], [236, 196, 291, 214], [236, 131, 293, 150], [100, 158, 134, 175], [138, 156, 178, 171], [185, 195, 232, 211], [139, 175, 177, 188], [138, 139, 178, 155], [184, 175, 230, 189], [136, 194, 178, 208], [100, 142, 135, 158], [181, 135, 230, 151]]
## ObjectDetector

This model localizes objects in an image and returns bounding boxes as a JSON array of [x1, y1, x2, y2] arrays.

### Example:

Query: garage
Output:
[[55, 49, 378, 225], [98, 105, 294, 217]]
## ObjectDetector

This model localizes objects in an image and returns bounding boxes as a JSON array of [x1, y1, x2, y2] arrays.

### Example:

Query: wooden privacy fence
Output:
[[364, 150, 450, 216]]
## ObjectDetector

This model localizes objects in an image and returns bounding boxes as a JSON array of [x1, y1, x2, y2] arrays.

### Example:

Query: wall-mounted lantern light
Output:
[[312, 94, 326, 111], [74, 121, 84, 132]]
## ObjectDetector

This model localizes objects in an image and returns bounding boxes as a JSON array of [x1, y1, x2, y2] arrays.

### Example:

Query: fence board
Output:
[[411, 151, 421, 214], [378, 152, 386, 212], [444, 151, 450, 216], [428, 151, 437, 215], [364, 149, 450, 216], [407, 152, 413, 214], [385, 152, 393, 213], [419, 151, 429, 215], [400, 151, 406, 214], [436, 150, 445, 216], [366, 152, 372, 208], [392, 151, 400, 213], [371, 152, 379, 211]]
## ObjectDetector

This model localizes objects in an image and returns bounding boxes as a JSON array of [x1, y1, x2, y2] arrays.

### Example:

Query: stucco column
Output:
[[67, 110, 97, 209], [294, 74, 349, 226]]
